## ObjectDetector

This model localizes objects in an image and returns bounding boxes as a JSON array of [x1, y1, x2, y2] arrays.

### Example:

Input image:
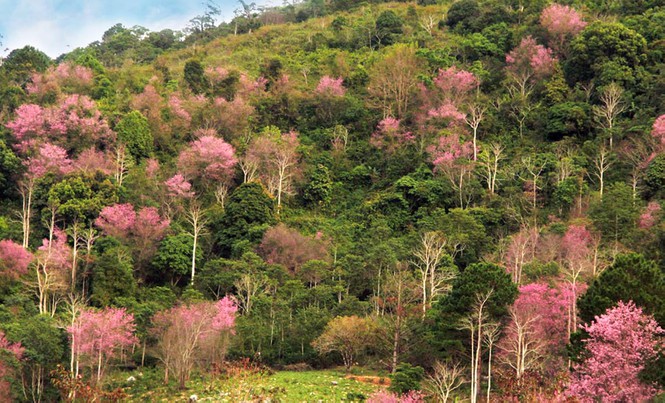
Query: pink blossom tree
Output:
[[370, 117, 415, 153], [540, 4, 587, 55], [428, 133, 474, 208], [568, 301, 663, 402], [639, 201, 661, 229], [68, 307, 137, 383], [0, 240, 33, 278], [34, 228, 71, 315], [652, 115, 665, 148], [94, 204, 136, 239], [73, 147, 115, 176], [497, 283, 569, 381], [153, 297, 237, 388], [164, 173, 195, 199], [177, 132, 237, 186], [26, 62, 94, 100], [505, 36, 557, 98], [316, 76, 346, 97], [0, 331, 24, 400], [19, 143, 73, 248]]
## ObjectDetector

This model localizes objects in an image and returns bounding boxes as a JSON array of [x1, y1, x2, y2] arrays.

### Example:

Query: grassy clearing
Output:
[[112, 368, 383, 402]]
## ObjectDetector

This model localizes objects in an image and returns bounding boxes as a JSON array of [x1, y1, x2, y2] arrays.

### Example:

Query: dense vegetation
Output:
[[0, 0, 664, 401]]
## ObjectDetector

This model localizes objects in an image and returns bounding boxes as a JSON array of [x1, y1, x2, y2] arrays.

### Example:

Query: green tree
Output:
[[212, 182, 275, 257], [115, 111, 153, 161], [184, 60, 209, 95], [566, 22, 647, 86], [153, 234, 198, 284], [91, 241, 138, 307], [374, 11, 403, 48], [578, 253, 665, 325]]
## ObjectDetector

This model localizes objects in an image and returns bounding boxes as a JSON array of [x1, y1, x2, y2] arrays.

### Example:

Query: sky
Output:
[[0, 0, 277, 58]]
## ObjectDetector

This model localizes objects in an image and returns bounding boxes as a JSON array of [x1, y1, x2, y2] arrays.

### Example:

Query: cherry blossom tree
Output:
[[165, 174, 195, 199], [568, 301, 663, 402], [0, 240, 33, 278], [370, 117, 415, 153], [316, 76, 346, 97], [94, 204, 136, 239], [497, 283, 569, 381], [177, 131, 237, 186], [652, 115, 665, 148], [505, 36, 557, 98], [153, 297, 237, 388], [26, 62, 94, 100], [428, 133, 474, 208], [639, 202, 661, 229], [34, 228, 71, 315], [73, 147, 115, 176], [0, 331, 24, 400], [540, 4, 587, 54], [68, 307, 137, 383]]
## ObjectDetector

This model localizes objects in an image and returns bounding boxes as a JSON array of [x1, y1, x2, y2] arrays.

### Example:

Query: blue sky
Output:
[[0, 0, 277, 58]]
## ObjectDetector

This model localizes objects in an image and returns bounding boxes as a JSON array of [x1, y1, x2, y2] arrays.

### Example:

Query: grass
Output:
[[112, 368, 383, 402]]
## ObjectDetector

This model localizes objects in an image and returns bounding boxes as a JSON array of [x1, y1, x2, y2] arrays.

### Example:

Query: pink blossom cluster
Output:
[[153, 296, 237, 339], [506, 36, 557, 79], [652, 115, 665, 145], [316, 76, 346, 97], [26, 62, 94, 96], [95, 203, 170, 240], [0, 240, 34, 278], [165, 173, 195, 198], [568, 301, 663, 402], [37, 228, 72, 270], [177, 134, 238, 182], [68, 307, 137, 363], [639, 201, 661, 229], [367, 390, 424, 403], [427, 132, 473, 171], [540, 4, 587, 40]]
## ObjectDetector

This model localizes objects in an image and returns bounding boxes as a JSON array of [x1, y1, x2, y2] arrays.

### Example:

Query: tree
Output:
[[370, 117, 415, 154], [540, 4, 587, 55], [257, 223, 328, 274], [593, 83, 625, 148], [505, 36, 557, 98], [578, 253, 665, 326], [0, 239, 33, 278], [177, 132, 238, 186], [374, 10, 403, 48], [67, 307, 137, 383], [566, 22, 647, 86], [412, 232, 457, 318], [248, 129, 299, 209], [153, 297, 237, 388], [0, 331, 24, 400], [368, 44, 422, 119], [568, 301, 663, 402], [425, 360, 466, 403], [428, 132, 474, 208], [184, 60, 208, 95], [561, 225, 593, 338], [115, 111, 153, 161], [316, 76, 346, 97], [497, 283, 569, 381], [312, 315, 376, 372]]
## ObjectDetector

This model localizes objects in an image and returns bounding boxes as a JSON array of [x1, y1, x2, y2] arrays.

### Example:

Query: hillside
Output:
[[0, 0, 664, 401]]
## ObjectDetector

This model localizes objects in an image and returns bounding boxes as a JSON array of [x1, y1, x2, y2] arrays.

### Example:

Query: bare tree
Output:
[[412, 232, 457, 318], [464, 104, 487, 161], [593, 83, 626, 149], [590, 145, 613, 200], [478, 143, 504, 195], [520, 156, 547, 210], [458, 290, 493, 403], [368, 44, 422, 118], [185, 202, 208, 285], [426, 360, 466, 403]]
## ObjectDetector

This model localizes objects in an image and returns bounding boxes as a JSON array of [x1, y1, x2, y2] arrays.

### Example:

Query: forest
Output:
[[0, 0, 664, 401]]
